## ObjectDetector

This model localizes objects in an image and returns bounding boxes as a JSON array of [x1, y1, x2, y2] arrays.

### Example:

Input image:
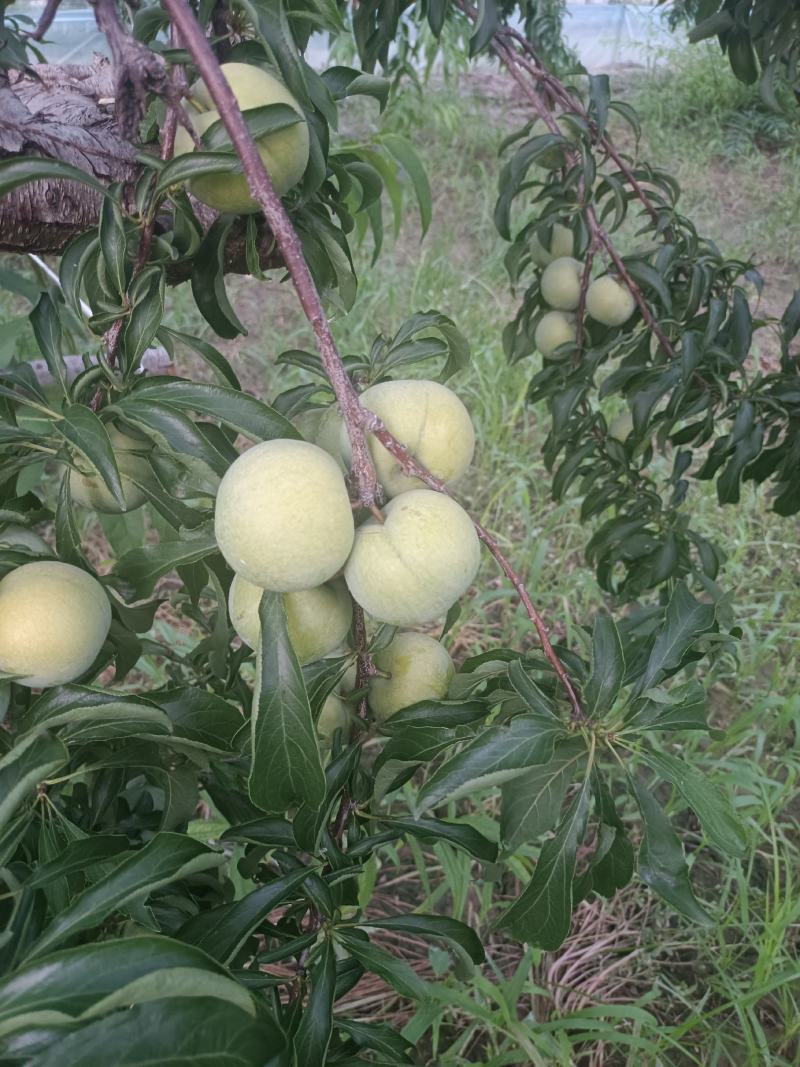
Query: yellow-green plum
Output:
[[173, 63, 309, 213], [540, 257, 583, 311], [0, 525, 51, 554], [214, 439, 354, 592], [228, 575, 352, 663], [69, 424, 154, 514], [534, 310, 576, 360], [0, 561, 111, 687], [530, 223, 574, 268], [344, 489, 480, 626], [341, 379, 475, 498], [586, 275, 636, 327], [317, 693, 351, 746], [608, 411, 634, 443], [369, 631, 454, 722]]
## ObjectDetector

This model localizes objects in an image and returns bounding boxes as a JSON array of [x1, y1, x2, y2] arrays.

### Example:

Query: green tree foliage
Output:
[[0, 0, 796, 1062]]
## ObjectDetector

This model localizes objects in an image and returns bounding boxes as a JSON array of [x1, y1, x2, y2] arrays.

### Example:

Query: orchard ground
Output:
[[1, 43, 799, 1064]]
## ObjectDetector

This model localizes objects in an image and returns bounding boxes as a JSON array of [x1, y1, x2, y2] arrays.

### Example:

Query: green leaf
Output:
[[640, 751, 747, 858], [55, 407, 126, 511], [191, 216, 248, 340], [337, 1017, 414, 1061], [0, 732, 68, 835], [115, 534, 217, 598], [0, 936, 233, 1024], [249, 591, 325, 813], [110, 397, 234, 477], [361, 913, 484, 964], [372, 815, 497, 863], [130, 378, 297, 442], [500, 738, 587, 851], [470, 0, 499, 56], [79, 967, 255, 1020], [158, 327, 240, 389], [159, 688, 243, 752], [220, 817, 296, 849], [121, 266, 165, 371], [153, 152, 243, 199], [202, 103, 302, 150], [416, 714, 565, 814], [635, 583, 716, 695], [293, 939, 336, 1067], [28, 836, 129, 889], [381, 134, 432, 236], [99, 194, 129, 299], [583, 612, 625, 718], [506, 660, 560, 718], [27, 834, 225, 959], [26, 997, 285, 1067], [337, 932, 429, 1002], [30, 293, 67, 396], [177, 867, 312, 963], [499, 777, 591, 949], [0, 157, 105, 200], [632, 779, 713, 925]]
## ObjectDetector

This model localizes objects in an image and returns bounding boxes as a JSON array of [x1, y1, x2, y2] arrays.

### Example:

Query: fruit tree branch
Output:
[[160, 0, 380, 510], [159, 0, 583, 719], [27, 0, 63, 42]]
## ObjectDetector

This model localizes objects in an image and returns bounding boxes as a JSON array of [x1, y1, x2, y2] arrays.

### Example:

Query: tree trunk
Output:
[[0, 60, 280, 279]]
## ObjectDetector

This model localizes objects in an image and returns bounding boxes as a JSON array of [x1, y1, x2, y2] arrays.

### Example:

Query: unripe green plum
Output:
[[174, 63, 309, 213], [341, 379, 475, 498], [0, 525, 51, 554], [0, 561, 111, 687], [608, 411, 634, 443], [586, 275, 636, 327], [68, 425, 154, 514], [317, 693, 351, 746], [344, 489, 480, 626], [534, 310, 576, 360], [540, 257, 583, 311], [214, 439, 355, 592], [294, 405, 345, 470], [530, 223, 574, 268], [369, 631, 454, 722], [228, 575, 352, 663]]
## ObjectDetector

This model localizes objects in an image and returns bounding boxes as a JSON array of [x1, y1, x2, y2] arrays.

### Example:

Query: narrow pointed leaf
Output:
[[583, 612, 625, 718], [177, 867, 312, 963], [0, 732, 68, 835], [640, 751, 747, 857], [499, 777, 591, 949], [632, 780, 713, 925], [292, 939, 336, 1067], [249, 591, 325, 812], [416, 714, 565, 814], [28, 834, 225, 959]]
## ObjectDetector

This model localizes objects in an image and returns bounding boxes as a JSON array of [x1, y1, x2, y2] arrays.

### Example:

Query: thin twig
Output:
[[575, 241, 596, 354], [27, 0, 62, 41]]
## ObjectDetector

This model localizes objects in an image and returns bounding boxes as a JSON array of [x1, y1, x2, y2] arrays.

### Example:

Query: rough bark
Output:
[[0, 60, 280, 279]]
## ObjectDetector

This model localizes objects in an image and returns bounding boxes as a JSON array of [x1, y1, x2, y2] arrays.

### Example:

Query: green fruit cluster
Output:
[[529, 231, 637, 361], [214, 379, 479, 730]]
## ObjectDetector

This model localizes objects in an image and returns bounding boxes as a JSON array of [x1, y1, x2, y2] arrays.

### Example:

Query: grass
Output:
[[1, 41, 799, 1066]]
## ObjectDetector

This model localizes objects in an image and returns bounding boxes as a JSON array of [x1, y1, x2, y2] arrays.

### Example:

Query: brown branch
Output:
[[92, 0, 168, 140], [27, 0, 63, 42], [575, 241, 595, 354], [160, 0, 379, 509]]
